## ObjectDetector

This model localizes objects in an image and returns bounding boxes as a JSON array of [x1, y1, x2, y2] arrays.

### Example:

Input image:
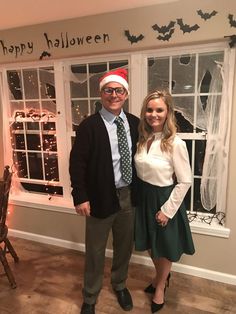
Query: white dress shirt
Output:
[[134, 133, 192, 219]]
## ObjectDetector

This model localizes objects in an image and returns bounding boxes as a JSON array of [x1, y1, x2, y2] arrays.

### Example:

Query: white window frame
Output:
[[141, 42, 234, 238], [0, 42, 234, 238]]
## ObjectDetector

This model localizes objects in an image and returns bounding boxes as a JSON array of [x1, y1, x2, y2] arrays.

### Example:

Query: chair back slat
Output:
[[0, 166, 12, 235]]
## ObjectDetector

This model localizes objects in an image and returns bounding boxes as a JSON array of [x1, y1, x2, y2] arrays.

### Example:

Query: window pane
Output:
[[14, 152, 28, 178], [194, 140, 206, 176], [44, 153, 59, 181], [185, 140, 193, 168], [26, 134, 41, 151], [71, 100, 89, 130], [109, 60, 128, 70], [198, 52, 224, 94], [148, 57, 170, 92], [42, 122, 56, 131], [193, 178, 216, 213], [23, 69, 39, 99], [90, 100, 102, 115], [172, 54, 196, 94], [173, 97, 194, 133], [10, 101, 24, 117], [12, 134, 25, 150], [196, 97, 207, 132], [26, 122, 39, 130], [21, 182, 63, 195], [70, 64, 88, 98], [39, 67, 55, 99], [7, 70, 23, 100], [42, 100, 57, 116], [28, 152, 43, 179], [89, 63, 107, 97], [43, 135, 57, 152], [11, 122, 23, 130], [184, 187, 191, 211], [25, 101, 40, 117]]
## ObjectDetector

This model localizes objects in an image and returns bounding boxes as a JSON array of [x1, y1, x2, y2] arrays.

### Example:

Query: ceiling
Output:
[[0, 0, 178, 30]]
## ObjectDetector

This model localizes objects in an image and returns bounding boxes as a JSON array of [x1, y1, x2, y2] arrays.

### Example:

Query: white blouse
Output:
[[134, 133, 192, 219]]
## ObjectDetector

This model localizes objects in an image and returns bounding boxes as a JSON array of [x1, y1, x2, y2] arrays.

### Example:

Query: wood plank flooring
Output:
[[0, 237, 236, 313]]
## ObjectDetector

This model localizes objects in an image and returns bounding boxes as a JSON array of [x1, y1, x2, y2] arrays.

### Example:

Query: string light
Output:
[[187, 211, 225, 226], [11, 108, 60, 199]]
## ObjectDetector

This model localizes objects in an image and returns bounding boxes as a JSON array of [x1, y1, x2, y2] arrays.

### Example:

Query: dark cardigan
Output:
[[69, 111, 139, 218]]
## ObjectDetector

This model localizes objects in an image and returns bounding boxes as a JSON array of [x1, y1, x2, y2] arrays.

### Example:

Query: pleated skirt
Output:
[[134, 179, 195, 262]]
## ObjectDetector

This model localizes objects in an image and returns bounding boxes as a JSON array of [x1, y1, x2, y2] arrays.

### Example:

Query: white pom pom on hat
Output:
[[99, 68, 129, 93]]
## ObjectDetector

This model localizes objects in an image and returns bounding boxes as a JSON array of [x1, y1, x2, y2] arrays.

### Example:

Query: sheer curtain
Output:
[[200, 57, 231, 213]]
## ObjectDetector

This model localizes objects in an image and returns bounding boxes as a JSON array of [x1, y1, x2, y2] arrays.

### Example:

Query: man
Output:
[[69, 68, 139, 314]]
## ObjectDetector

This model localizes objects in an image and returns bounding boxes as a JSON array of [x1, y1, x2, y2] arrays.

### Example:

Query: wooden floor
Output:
[[0, 237, 236, 314]]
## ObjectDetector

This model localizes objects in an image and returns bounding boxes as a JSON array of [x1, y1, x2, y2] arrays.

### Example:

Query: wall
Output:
[[1, 0, 236, 281], [0, 0, 235, 63]]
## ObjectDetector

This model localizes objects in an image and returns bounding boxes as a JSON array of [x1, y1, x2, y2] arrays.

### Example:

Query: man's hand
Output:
[[75, 201, 91, 216]]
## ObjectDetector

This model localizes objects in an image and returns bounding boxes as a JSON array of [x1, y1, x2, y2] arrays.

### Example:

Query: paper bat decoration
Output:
[[157, 29, 175, 41], [152, 21, 176, 34], [197, 9, 218, 21], [177, 18, 200, 33], [224, 35, 236, 48], [39, 51, 51, 60], [124, 30, 144, 44], [228, 14, 236, 27]]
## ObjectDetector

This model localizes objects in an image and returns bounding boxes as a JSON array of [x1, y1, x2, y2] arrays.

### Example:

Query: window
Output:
[[6, 67, 62, 195], [0, 43, 234, 236], [146, 46, 234, 234]]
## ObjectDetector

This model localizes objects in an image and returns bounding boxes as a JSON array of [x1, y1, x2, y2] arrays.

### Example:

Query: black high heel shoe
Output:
[[144, 283, 156, 294], [151, 300, 164, 313], [144, 273, 171, 294]]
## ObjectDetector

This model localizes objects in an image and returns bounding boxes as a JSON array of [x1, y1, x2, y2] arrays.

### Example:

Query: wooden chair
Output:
[[0, 166, 19, 288]]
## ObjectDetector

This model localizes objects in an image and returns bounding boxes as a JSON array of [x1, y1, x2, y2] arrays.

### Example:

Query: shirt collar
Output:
[[100, 106, 126, 125]]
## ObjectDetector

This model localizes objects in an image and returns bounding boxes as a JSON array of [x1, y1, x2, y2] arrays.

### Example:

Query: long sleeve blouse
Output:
[[134, 133, 192, 219]]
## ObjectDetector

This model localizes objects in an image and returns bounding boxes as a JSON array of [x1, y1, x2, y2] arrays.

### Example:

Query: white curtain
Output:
[[200, 58, 230, 213]]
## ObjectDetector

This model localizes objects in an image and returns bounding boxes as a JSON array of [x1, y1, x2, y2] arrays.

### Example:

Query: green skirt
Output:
[[134, 179, 195, 262]]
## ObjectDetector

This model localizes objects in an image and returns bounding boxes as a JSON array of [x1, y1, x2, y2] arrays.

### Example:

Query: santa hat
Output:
[[99, 69, 129, 93]]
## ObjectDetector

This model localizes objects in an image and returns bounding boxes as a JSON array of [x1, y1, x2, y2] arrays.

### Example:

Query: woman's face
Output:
[[145, 97, 168, 132]]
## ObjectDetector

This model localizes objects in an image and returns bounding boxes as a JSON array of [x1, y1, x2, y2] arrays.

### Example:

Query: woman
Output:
[[134, 90, 195, 313]]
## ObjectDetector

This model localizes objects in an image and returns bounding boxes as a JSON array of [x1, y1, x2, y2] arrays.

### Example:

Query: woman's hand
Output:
[[155, 210, 169, 227], [75, 201, 91, 216]]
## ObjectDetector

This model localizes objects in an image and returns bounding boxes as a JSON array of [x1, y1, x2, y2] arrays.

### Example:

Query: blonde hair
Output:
[[137, 90, 177, 153]]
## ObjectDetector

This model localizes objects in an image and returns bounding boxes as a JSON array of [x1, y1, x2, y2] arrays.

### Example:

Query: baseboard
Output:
[[9, 228, 236, 286]]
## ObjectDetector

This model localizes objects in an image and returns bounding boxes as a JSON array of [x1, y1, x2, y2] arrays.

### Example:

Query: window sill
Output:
[[9, 192, 75, 215], [9, 192, 230, 238], [190, 221, 230, 238]]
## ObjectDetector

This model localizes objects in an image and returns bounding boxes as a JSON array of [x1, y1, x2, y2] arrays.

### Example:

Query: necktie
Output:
[[114, 117, 132, 185]]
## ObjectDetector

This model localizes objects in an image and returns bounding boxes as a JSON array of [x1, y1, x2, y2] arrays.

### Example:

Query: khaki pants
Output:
[[83, 187, 134, 304]]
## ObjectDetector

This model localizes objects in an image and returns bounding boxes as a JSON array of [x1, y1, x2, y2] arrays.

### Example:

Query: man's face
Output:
[[100, 82, 128, 115]]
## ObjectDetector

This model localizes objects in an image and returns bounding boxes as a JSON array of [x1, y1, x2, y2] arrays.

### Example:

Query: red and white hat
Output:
[[99, 68, 129, 93]]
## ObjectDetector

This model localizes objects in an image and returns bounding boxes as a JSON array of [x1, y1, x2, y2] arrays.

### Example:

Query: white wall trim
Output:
[[9, 229, 236, 286], [9, 196, 231, 238]]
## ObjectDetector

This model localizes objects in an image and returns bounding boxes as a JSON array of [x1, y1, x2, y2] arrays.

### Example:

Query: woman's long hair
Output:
[[137, 90, 177, 153]]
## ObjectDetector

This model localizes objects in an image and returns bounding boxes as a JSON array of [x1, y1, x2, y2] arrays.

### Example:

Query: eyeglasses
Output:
[[102, 87, 126, 96]]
